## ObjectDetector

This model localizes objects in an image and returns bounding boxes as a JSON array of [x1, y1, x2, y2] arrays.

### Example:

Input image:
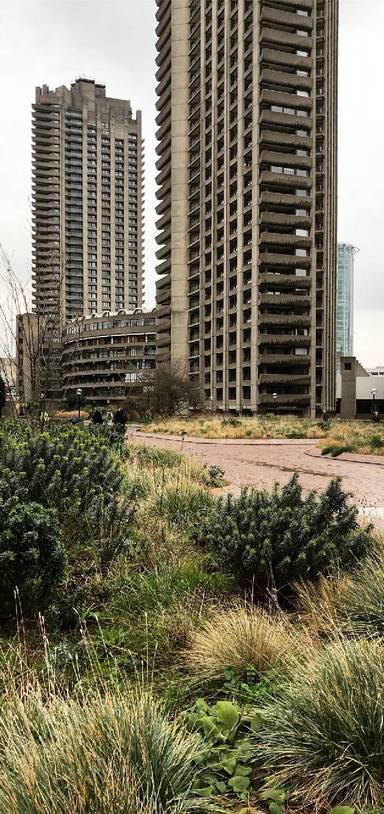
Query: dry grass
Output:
[[142, 414, 384, 448], [319, 421, 384, 456], [186, 602, 308, 680], [0, 683, 209, 814], [142, 414, 325, 440], [294, 575, 349, 637]]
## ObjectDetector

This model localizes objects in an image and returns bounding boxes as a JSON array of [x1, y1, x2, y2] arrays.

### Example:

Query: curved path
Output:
[[127, 430, 384, 528]]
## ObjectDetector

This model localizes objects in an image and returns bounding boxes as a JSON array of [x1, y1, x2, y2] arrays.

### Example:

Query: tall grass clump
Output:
[[0, 686, 211, 814], [256, 638, 384, 810], [295, 544, 384, 641], [339, 549, 384, 639], [186, 603, 301, 681]]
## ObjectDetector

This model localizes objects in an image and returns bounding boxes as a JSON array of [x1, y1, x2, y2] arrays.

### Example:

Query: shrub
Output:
[[0, 496, 65, 616], [194, 475, 373, 596], [0, 687, 209, 814], [205, 465, 226, 487], [0, 422, 124, 518], [187, 604, 298, 680], [256, 639, 384, 810], [321, 443, 354, 457]]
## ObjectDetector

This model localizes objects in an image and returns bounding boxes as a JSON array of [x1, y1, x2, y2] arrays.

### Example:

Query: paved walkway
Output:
[[127, 430, 384, 528]]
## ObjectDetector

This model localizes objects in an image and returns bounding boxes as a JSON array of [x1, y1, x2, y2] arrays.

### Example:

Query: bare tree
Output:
[[125, 362, 202, 418], [0, 246, 62, 414]]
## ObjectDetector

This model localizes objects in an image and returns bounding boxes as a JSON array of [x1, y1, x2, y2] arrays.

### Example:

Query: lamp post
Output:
[[272, 392, 277, 415], [40, 392, 45, 426], [76, 388, 82, 421], [371, 388, 378, 421]]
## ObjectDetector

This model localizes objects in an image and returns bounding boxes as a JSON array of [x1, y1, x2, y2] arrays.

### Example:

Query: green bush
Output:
[[0, 422, 135, 545], [321, 444, 354, 457], [0, 495, 65, 616], [194, 475, 373, 595], [256, 639, 384, 810], [0, 423, 124, 517]]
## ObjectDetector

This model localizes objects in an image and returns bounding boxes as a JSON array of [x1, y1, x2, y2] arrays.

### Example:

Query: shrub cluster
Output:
[[0, 421, 135, 618], [194, 474, 373, 596]]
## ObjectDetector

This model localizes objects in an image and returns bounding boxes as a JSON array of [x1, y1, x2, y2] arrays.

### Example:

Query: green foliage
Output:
[[0, 374, 5, 416], [103, 557, 233, 669], [205, 465, 226, 487], [194, 475, 373, 595], [328, 808, 355, 814], [221, 667, 279, 707], [260, 787, 286, 814], [0, 422, 125, 519], [0, 496, 65, 615], [125, 443, 184, 469], [321, 443, 354, 457], [255, 638, 384, 810], [186, 697, 257, 800]]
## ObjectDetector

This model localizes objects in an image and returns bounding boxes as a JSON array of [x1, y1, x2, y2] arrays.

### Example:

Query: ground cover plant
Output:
[[0, 418, 383, 813]]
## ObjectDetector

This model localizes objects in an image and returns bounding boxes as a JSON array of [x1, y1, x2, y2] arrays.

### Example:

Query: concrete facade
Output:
[[155, 0, 338, 417], [61, 309, 156, 402], [32, 79, 144, 325]]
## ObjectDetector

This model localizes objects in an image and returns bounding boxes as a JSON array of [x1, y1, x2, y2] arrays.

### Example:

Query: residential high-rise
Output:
[[155, 0, 338, 416], [336, 242, 357, 357], [32, 79, 144, 324]]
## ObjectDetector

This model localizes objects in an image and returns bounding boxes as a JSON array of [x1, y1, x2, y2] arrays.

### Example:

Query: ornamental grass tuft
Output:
[[0, 685, 213, 814], [256, 638, 384, 810]]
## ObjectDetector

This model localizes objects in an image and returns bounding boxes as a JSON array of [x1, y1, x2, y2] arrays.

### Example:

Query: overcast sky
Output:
[[0, 0, 382, 366]]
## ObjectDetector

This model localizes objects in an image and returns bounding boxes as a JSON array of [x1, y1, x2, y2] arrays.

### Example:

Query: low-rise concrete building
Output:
[[62, 308, 156, 403], [337, 354, 384, 418]]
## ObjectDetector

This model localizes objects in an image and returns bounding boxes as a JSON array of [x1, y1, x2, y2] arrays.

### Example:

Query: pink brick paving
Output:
[[127, 431, 384, 529]]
